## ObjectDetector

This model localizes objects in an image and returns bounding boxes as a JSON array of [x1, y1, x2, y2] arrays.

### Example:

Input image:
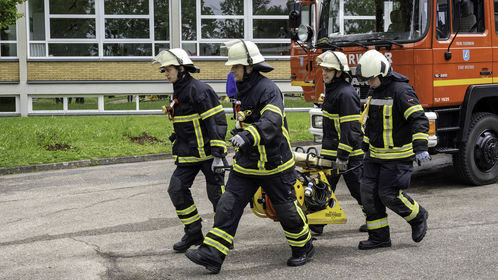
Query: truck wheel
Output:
[[453, 112, 498, 185]]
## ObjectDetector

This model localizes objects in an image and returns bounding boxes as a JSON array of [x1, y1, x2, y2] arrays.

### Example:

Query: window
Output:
[[0, 24, 17, 57], [436, 0, 450, 40], [182, 0, 291, 57], [452, 0, 484, 33], [27, 0, 170, 58]]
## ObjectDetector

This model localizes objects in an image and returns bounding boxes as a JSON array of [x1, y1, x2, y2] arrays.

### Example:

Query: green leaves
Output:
[[0, 0, 27, 29]]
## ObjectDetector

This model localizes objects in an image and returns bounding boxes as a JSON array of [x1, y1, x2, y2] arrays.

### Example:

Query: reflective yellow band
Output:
[[434, 77, 493, 87], [173, 113, 201, 123], [176, 204, 196, 215], [204, 236, 229, 255], [261, 104, 283, 118], [338, 142, 353, 153], [363, 136, 370, 144], [210, 228, 234, 244], [245, 125, 260, 146], [321, 149, 337, 157], [383, 105, 394, 149], [412, 132, 429, 141], [233, 157, 294, 176], [291, 81, 315, 86], [200, 105, 224, 119], [370, 150, 414, 159], [174, 154, 213, 163], [350, 149, 364, 156], [367, 217, 389, 230], [370, 143, 412, 153], [340, 114, 361, 123], [322, 110, 338, 120], [180, 214, 201, 225], [285, 224, 309, 239], [287, 234, 311, 247], [404, 104, 423, 119], [398, 190, 420, 222]]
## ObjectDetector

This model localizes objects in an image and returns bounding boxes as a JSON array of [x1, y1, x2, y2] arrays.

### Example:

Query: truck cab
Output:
[[289, 0, 498, 185]]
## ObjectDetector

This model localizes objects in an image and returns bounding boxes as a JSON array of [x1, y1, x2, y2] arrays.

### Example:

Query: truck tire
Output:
[[453, 112, 498, 185]]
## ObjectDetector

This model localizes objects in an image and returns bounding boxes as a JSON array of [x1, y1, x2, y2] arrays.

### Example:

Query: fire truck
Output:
[[288, 0, 498, 185]]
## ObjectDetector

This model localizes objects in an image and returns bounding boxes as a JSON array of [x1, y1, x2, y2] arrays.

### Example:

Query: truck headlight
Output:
[[311, 115, 323, 129]]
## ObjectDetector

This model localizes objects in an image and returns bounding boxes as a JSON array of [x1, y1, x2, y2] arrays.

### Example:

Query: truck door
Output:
[[433, 0, 491, 107]]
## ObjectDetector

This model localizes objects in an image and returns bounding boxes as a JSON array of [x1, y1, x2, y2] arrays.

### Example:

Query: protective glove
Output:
[[229, 134, 246, 147], [211, 157, 225, 173], [335, 158, 348, 171], [415, 151, 431, 165]]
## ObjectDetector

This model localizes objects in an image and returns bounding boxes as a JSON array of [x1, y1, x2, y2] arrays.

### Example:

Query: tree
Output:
[[0, 0, 27, 29]]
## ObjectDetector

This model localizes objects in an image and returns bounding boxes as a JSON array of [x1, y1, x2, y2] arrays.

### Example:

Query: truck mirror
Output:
[[288, 2, 302, 29]]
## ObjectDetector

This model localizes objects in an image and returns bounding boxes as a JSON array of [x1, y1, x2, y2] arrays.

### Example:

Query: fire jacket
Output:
[[321, 78, 363, 161], [170, 73, 227, 165], [363, 72, 429, 161], [233, 71, 295, 176]]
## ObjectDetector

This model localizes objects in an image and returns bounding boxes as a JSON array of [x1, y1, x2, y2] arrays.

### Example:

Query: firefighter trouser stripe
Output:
[[367, 217, 389, 230], [398, 190, 420, 222], [203, 237, 229, 255], [210, 228, 234, 244], [284, 201, 311, 247], [176, 204, 201, 225]]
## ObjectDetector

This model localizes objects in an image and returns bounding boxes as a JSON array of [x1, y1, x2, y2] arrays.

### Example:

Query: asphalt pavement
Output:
[[0, 152, 497, 280]]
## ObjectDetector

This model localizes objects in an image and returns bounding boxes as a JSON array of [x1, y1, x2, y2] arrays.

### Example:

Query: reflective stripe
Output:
[[322, 110, 338, 120], [287, 235, 311, 247], [210, 139, 227, 153], [294, 200, 307, 224], [211, 228, 234, 244], [257, 145, 267, 170], [340, 114, 361, 123], [283, 126, 292, 153], [350, 149, 364, 156], [370, 143, 413, 153], [370, 99, 394, 106], [180, 214, 201, 225], [370, 149, 414, 159], [176, 204, 196, 215], [200, 105, 224, 119], [193, 119, 206, 158], [261, 104, 283, 119], [204, 236, 229, 255], [366, 217, 389, 230], [233, 157, 295, 176], [173, 113, 201, 123], [363, 136, 370, 144], [321, 148, 337, 157], [285, 224, 309, 239], [398, 190, 420, 222], [245, 125, 260, 146], [412, 132, 429, 141], [383, 105, 394, 149], [323, 110, 341, 136], [174, 154, 213, 163], [404, 104, 423, 119], [338, 142, 353, 153]]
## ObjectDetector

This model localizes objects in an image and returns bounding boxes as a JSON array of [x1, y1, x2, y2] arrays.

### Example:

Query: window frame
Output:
[[0, 23, 18, 58], [27, 0, 171, 59]]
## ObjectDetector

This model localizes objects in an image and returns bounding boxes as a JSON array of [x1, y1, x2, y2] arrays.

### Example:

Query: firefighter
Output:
[[355, 49, 430, 250], [152, 49, 228, 253], [311, 51, 366, 235], [185, 40, 313, 274]]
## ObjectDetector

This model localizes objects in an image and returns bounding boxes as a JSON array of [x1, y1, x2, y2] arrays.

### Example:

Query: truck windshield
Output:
[[317, 0, 430, 47]]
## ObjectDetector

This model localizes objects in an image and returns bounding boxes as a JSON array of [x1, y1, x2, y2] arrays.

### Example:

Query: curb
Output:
[[0, 140, 316, 176]]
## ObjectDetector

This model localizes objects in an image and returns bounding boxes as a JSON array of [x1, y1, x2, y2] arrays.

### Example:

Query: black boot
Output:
[[358, 224, 368, 232], [173, 220, 203, 253], [411, 210, 428, 243], [358, 239, 391, 250], [309, 224, 324, 235], [185, 249, 222, 274], [287, 240, 315, 266], [358, 226, 391, 250]]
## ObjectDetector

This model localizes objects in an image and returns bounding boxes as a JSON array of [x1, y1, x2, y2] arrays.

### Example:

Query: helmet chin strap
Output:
[[176, 66, 188, 81]]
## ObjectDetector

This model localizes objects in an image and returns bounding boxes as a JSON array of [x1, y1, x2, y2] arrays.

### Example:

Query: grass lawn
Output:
[[0, 111, 312, 168]]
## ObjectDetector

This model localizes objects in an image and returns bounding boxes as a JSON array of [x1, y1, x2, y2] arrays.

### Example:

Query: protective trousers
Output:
[[196, 170, 311, 265], [168, 159, 224, 228], [360, 160, 426, 241], [327, 159, 363, 207]]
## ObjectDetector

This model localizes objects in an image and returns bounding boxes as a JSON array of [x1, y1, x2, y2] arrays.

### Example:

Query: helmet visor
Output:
[[355, 64, 374, 82]]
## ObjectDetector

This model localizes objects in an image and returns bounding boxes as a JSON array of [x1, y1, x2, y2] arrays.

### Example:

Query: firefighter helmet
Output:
[[316, 51, 350, 72], [224, 39, 265, 66], [355, 49, 391, 81], [152, 48, 194, 68]]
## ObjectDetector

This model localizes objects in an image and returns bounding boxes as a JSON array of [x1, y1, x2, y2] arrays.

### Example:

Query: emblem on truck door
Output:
[[463, 50, 470, 61]]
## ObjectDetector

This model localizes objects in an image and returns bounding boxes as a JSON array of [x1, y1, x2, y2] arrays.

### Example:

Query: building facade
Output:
[[0, 0, 297, 116]]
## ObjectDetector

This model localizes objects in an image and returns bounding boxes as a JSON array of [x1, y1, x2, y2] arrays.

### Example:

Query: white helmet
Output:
[[355, 49, 391, 81], [152, 48, 195, 68], [316, 51, 350, 72], [224, 40, 265, 66]]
